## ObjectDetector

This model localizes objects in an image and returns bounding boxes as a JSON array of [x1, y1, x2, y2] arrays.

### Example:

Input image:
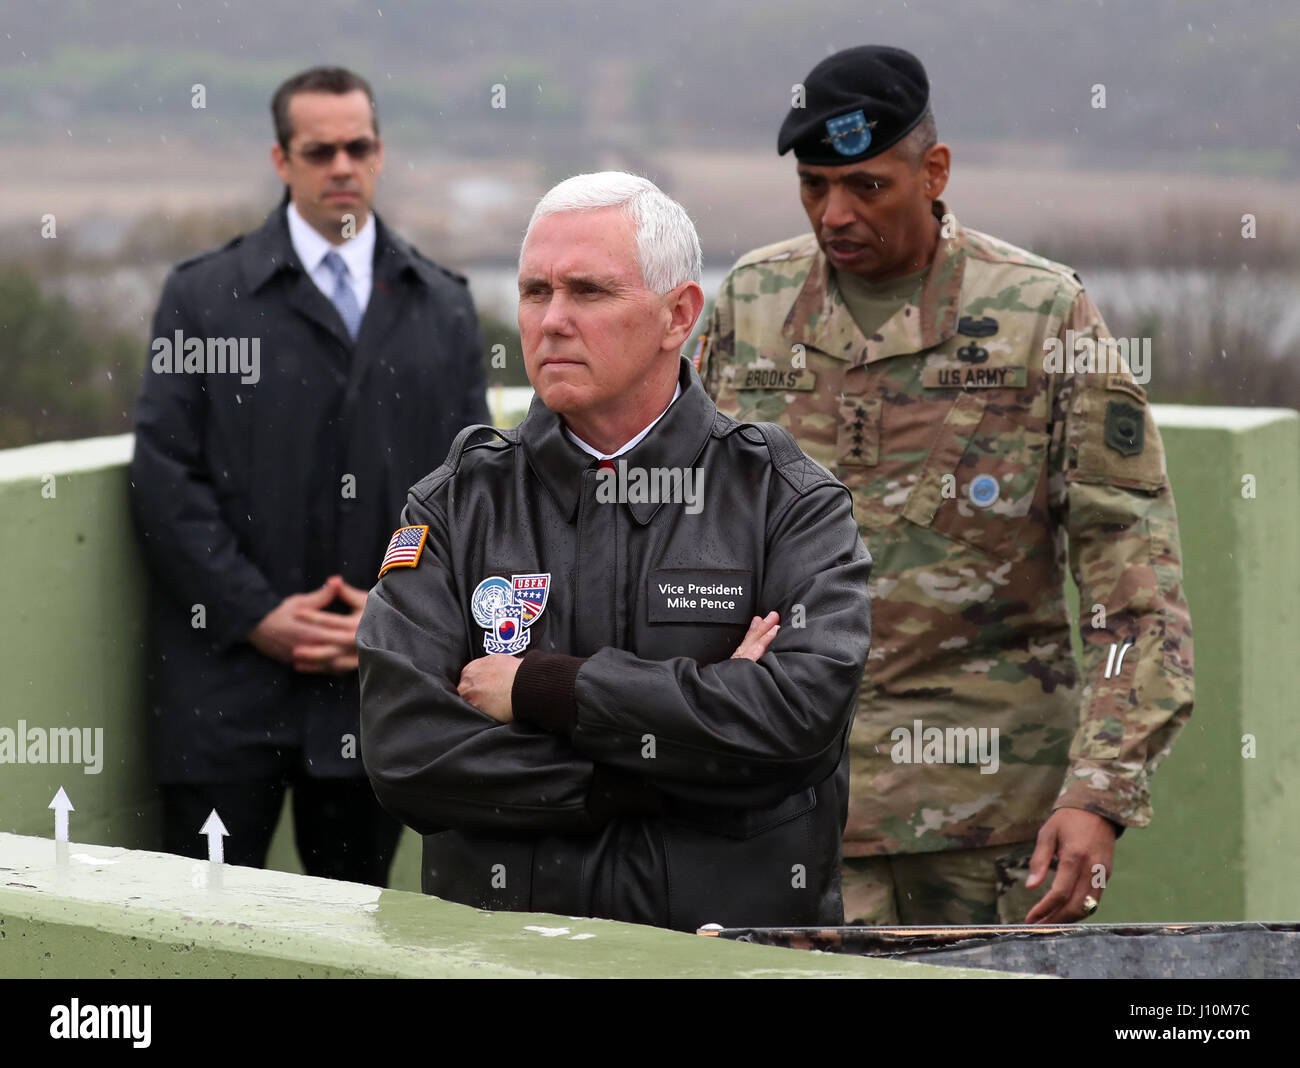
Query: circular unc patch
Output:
[[968, 474, 1001, 508], [471, 576, 515, 629]]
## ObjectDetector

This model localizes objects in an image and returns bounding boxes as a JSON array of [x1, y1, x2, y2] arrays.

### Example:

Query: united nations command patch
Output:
[[471, 573, 551, 654], [378, 525, 429, 576], [969, 474, 1000, 508], [1104, 400, 1145, 456]]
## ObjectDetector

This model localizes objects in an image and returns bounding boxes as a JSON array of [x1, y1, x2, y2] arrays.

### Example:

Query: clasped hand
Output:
[[249, 575, 369, 673]]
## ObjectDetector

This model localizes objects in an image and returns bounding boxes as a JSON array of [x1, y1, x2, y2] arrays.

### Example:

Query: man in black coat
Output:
[[128, 67, 489, 885]]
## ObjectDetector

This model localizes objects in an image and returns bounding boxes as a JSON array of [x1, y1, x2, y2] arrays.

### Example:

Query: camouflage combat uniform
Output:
[[700, 201, 1194, 923]]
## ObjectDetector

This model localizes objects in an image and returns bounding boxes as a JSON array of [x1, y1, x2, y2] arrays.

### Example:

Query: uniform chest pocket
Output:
[[901, 391, 1050, 562]]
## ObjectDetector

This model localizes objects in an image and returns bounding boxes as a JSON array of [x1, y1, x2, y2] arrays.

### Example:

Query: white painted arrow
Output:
[[48, 787, 74, 842], [199, 809, 228, 864]]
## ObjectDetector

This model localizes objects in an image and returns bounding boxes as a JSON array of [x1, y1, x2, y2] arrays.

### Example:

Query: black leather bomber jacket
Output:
[[357, 357, 872, 931]]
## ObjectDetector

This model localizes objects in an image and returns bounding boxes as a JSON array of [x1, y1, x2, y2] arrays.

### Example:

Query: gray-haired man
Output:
[[356, 172, 872, 931]]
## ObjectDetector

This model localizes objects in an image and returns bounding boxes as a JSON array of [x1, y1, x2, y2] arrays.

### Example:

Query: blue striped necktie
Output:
[[322, 250, 362, 341]]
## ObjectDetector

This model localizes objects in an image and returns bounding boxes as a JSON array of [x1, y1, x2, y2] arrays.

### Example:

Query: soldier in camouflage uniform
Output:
[[698, 45, 1194, 924]]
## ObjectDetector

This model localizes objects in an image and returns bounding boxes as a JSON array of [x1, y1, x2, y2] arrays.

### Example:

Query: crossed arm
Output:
[[357, 478, 871, 833], [456, 610, 783, 720]]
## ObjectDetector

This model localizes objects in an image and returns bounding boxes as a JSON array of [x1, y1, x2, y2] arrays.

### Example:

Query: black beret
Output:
[[779, 46, 930, 165]]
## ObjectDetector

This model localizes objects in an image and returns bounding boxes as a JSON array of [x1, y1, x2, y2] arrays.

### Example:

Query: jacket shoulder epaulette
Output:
[[416, 244, 469, 286], [715, 412, 838, 496], [402, 241, 469, 288], [961, 227, 1085, 292], [729, 233, 820, 273], [173, 233, 244, 273], [410, 424, 517, 503], [430, 256, 469, 287]]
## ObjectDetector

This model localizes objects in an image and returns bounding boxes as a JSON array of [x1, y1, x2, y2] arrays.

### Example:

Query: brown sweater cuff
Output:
[[512, 650, 584, 733]]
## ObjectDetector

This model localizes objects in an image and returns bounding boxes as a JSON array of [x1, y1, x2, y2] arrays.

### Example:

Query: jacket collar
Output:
[[239, 202, 438, 295], [520, 356, 716, 526], [784, 199, 966, 366]]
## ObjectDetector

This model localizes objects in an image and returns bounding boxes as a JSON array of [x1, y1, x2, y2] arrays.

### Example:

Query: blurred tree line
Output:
[[4, 3, 1299, 171], [0, 269, 140, 448], [1, 200, 1296, 450], [0, 238, 527, 450]]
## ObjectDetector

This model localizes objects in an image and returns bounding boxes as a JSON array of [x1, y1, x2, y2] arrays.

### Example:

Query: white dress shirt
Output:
[[565, 383, 683, 460], [286, 201, 375, 314]]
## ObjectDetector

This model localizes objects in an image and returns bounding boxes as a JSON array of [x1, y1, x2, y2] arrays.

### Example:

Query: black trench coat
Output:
[[129, 206, 489, 782]]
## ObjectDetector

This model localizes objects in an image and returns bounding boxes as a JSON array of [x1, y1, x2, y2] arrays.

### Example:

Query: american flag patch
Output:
[[379, 525, 429, 577], [692, 333, 708, 372]]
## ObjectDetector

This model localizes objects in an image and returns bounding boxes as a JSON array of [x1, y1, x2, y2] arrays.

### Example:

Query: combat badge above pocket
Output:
[[1075, 374, 1166, 491]]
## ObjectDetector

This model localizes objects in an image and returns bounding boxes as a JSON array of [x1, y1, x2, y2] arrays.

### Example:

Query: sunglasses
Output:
[[294, 138, 379, 165]]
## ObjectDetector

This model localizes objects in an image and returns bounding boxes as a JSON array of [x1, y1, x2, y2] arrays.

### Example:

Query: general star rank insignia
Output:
[[692, 334, 708, 372], [471, 573, 550, 654]]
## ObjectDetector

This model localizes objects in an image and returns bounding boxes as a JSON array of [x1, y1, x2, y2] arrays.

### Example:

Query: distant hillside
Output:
[[1, 0, 1297, 175]]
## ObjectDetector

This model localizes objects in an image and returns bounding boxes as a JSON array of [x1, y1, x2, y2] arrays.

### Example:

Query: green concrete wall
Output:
[[0, 434, 425, 892], [1, 410, 1298, 942], [0, 436, 157, 849], [0, 833, 1015, 978], [1096, 407, 1300, 922], [266, 787, 423, 892]]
